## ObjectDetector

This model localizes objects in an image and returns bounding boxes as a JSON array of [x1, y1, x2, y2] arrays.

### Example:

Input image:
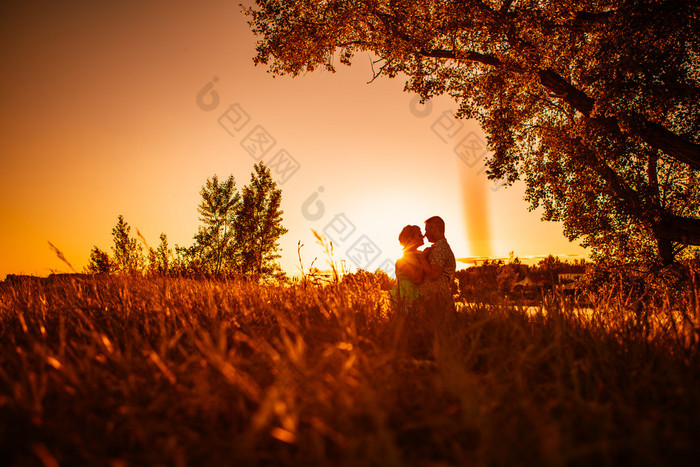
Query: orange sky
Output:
[[0, 0, 587, 279]]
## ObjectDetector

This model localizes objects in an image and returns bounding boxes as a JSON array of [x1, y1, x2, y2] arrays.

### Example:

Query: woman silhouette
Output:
[[390, 225, 428, 309]]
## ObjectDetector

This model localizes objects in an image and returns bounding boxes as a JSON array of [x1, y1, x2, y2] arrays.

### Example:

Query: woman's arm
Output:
[[397, 257, 424, 284]]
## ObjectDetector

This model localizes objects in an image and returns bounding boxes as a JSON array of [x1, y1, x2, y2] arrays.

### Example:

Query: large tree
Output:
[[235, 162, 288, 280], [245, 0, 700, 264]]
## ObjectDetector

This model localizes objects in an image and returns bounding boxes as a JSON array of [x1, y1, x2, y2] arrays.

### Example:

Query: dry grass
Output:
[[1, 274, 699, 466]]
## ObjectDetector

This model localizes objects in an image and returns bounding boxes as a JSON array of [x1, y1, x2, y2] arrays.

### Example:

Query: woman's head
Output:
[[399, 225, 423, 249]]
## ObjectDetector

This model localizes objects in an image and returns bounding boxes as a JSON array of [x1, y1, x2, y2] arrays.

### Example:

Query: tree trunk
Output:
[[656, 237, 674, 265]]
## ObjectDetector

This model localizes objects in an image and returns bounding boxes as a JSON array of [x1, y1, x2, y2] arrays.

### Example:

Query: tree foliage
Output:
[[147, 233, 171, 275], [87, 246, 114, 274], [193, 175, 241, 274], [89, 166, 287, 280], [111, 215, 144, 273], [179, 164, 288, 280], [234, 162, 288, 281], [171, 245, 206, 277], [245, 0, 700, 264]]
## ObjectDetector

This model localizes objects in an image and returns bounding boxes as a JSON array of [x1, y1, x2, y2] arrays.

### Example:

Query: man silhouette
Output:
[[418, 216, 456, 310]]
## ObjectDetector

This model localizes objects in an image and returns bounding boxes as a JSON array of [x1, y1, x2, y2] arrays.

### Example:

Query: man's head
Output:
[[424, 216, 445, 243]]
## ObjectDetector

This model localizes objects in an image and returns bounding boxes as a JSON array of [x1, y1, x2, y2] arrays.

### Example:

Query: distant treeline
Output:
[[87, 162, 288, 282], [454, 255, 700, 318], [454, 256, 588, 303]]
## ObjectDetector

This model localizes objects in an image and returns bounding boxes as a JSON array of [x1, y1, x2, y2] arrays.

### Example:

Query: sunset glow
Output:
[[0, 1, 588, 279]]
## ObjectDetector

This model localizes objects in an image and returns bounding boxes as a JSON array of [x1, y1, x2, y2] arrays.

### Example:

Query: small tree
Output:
[[194, 175, 241, 274], [147, 233, 171, 275], [111, 215, 144, 273], [87, 246, 114, 274], [235, 162, 288, 281], [496, 265, 518, 295], [171, 244, 205, 277]]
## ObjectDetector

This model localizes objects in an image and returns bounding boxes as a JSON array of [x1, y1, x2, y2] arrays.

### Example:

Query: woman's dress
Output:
[[390, 251, 420, 308]]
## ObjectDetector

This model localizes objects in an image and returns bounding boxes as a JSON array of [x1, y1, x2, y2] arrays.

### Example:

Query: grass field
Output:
[[1, 273, 699, 466]]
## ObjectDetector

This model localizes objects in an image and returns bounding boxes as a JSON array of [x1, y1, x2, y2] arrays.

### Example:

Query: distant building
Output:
[[557, 264, 586, 283], [557, 272, 585, 283], [513, 273, 548, 289]]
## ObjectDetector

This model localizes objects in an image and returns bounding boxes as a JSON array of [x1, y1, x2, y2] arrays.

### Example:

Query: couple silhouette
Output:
[[391, 216, 456, 311]]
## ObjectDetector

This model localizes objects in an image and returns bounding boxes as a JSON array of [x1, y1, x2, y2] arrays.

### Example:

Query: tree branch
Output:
[[537, 69, 594, 114], [637, 121, 700, 171], [571, 10, 615, 29], [656, 215, 700, 245], [500, 0, 515, 13], [418, 48, 502, 67], [536, 69, 700, 170], [589, 149, 656, 224], [368, 56, 391, 83], [416, 52, 700, 170]]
